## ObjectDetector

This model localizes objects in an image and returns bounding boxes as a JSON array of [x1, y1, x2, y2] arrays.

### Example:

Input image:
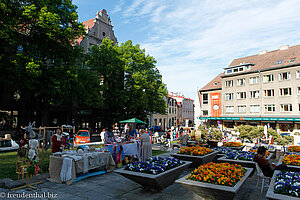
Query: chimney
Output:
[[280, 45, 289, 50], [258, 50, 268, 55]]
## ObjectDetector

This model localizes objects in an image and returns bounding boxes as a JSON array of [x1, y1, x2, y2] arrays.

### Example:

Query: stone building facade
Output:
[[76, 9, 117, 52]]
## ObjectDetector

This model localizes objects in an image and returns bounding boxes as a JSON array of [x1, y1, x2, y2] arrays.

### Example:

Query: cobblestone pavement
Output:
[[0, 152, 270, 200]]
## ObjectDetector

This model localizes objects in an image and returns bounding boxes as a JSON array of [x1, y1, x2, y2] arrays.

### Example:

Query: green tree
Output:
[[0, 0, 86, 124], [86, 39, 126, 125], [120, 40, 167, 120], [86, 38, 167, 125]]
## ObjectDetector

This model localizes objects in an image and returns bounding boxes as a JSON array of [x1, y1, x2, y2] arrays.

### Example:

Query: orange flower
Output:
[[186, 162, 246, 187]]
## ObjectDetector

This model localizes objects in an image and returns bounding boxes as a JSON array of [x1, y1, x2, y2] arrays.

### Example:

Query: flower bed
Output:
[[116, 158, 191, 190], [171, 148, 217, 167], [212, 147, 233, 154], [124, 157, 184, 175], [186, 162, 246, 187], [288, 146, 300, 152], [178, 146, 213, 156], [267, 170, 300, 200], [223, 142, 243, 147], [176, 163, 253, 200], [225, 150, 271, 161], [282, 154, 300, 166], [249, 149, 270, 158]]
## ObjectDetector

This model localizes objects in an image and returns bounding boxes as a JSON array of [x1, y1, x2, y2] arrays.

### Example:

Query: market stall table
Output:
[[48, 151, 115, 185]]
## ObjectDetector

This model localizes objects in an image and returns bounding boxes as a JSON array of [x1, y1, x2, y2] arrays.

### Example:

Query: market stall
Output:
[[48, 150, 115, 185]]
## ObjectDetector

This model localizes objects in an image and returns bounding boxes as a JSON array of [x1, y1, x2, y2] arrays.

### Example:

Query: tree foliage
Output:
[[236, 125, 293, 145], [86, 38, 168, 123], [0, 0, 85, 106]]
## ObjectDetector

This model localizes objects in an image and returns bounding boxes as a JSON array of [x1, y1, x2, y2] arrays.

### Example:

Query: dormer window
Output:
[[275, 60, 282, 65], [288, 57, 296, 63]]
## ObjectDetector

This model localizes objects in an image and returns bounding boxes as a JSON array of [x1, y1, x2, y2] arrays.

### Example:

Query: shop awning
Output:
[[197, 117, 300, 122]]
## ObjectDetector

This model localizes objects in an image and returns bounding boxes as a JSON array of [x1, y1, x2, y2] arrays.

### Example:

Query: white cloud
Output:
[[117, 0, 300, 98]]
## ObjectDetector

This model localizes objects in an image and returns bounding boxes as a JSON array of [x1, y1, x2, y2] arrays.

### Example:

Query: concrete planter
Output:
[[266, 170, 299, 200], [176, 167, 253, 200], [224, 145, 245, 151], [218, 153, 273, 168], [115, 161, 191, 191], [277, 156, 300, 172], [217, 157, 256, 169], [170, 151, 218, 167]]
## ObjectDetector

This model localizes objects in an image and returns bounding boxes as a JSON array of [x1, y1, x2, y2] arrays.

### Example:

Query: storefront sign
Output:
[[198, 117, 300, 122]]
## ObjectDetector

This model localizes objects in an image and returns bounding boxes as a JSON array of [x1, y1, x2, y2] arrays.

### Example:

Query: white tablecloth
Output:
[[122, 142, 141, 161]]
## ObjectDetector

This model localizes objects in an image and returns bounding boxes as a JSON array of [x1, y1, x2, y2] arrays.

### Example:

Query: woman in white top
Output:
[[140, 129, 152, 161]]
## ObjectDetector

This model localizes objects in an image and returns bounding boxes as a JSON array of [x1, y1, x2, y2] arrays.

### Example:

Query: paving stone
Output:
[[0, 178, 13, 188], [4, 180, 25, 189]]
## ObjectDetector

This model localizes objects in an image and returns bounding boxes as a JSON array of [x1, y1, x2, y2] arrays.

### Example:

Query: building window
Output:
[[225, 80, 233, 87], [297, 70, 300, 79], [299, 104, 300, 112], [226, 69, 232, 74], [298, 87, 300, 95], [264, 89, 274, 97], [249, 91, 260, 98], [214, 82, 218, 86], [225, 93, 234, 100], [202, 94, 208, 104], [264, 104, 275, 112], [103, 32, 106, 36], [238, 106, 246, 113], [263, 74, 274, 83], [279, 72, 291, 81], [279, 88, 292, 96], [237, 92, 246, 99], [280, 104, 292, 112], [249, 77, 259, 84], [250, 105, 260, 113], [233, 68, 239, 72], [203, 110, 208, 116], [275, 60, 282, 65], [226, 106, 234, 113], [169, 108, 171, 113], [237, 78, 246, 86], [288, 57, 296, 63]]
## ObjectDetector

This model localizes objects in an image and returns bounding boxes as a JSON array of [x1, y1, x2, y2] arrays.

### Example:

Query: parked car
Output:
[[149, 126, 161, 132], [75, 130, 90, 145]]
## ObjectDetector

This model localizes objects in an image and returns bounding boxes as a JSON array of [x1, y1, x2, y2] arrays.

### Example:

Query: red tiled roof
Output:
[[226, 44, 300, 75], [76, 19, 95, 44], [199, 73, 223, 91]]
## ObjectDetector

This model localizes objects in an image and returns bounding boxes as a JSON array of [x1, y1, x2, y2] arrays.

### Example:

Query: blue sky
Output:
[[73, 0, 300, 99]]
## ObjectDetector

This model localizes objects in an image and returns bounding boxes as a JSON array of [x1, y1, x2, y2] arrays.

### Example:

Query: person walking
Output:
[[140, 129, 152, 161]]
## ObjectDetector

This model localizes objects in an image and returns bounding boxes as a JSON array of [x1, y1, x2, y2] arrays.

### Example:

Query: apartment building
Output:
[[199, 44, 300, 134]]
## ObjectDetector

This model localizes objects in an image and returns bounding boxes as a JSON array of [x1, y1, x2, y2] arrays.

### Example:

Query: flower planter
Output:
[[226, 145, 245, 151], [218, 153, 273, 168], [171, 151, 218, 167], [277, 156, 300, 172], [266, 170, 300, 200], [115, 161, 191, 190], [176, 167, 253, 200]]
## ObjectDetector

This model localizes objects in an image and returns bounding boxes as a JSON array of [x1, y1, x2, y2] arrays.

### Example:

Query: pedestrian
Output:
[[166, 130, 171, 147], [140, 129, 152, 161], [104, 127, 116, 144]]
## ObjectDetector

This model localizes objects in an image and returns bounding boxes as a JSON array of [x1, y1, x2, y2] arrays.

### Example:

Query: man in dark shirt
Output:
[[254, 146, 287, 177]]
